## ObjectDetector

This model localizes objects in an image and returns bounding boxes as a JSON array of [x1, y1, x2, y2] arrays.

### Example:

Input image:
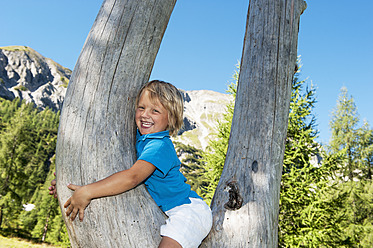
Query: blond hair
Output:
[[135, 80, 184, 136]]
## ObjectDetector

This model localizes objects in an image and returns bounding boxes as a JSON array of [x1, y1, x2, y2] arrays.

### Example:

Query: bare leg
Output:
[[158, 236, 182, 248]]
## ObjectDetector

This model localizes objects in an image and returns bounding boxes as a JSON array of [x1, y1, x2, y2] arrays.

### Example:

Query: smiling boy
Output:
[[62, 80, 212, 248]]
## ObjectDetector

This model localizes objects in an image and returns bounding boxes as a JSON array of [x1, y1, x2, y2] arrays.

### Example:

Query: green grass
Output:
[[60, 77, 69, 88], [0, 235, 60, 248], [0, 45, 30, 52], [14, 85, 28, 91]]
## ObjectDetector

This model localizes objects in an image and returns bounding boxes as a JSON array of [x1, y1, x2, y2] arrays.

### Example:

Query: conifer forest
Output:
[[0, 65, 372, 247]]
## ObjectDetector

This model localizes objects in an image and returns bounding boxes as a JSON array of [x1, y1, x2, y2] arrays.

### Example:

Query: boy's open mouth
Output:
[[141, 121, 153, 128]]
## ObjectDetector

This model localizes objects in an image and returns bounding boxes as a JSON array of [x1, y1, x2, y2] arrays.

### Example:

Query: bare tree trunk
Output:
[[0, 206, 3, 228], [42, 215, 49, 242], [55, 0, 176, 247], [201, 0, 306, 247]]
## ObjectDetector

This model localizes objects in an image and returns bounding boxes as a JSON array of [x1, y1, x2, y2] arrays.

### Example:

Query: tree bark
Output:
[[55, 0, 176, 247], [201, 0, 306, 247]]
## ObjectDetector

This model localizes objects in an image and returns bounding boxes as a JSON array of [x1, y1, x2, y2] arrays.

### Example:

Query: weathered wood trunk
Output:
[[201, 0, 306, 247], [55, 0, 176, 247]]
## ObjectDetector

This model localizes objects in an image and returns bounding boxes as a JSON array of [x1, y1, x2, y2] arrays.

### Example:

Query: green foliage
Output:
[[0, 100, 41, 228], [60, 77, 69, 88], [201, 66, 238, 204], [174, 142, 208, 196], [329, 87, 373, 180], [356, 121, 373, 180], [278, 64, 351, 247], [332, 180, 373, 247], [0, 45, 30, 52], [328, 87, 373, 247], [21, 161, 69, 246], [14, 85, 28, 91], [283, 65, 317, 172], [200, 61, 373, 247], [0, 97, 68, 246], [279, 150, 350, 247]]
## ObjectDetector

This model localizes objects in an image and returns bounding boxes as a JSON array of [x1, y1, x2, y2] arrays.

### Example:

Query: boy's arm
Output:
[[64, 160, 155, 221]]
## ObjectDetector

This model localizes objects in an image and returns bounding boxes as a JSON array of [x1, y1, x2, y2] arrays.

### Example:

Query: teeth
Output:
[[142, 122, 153, 128]]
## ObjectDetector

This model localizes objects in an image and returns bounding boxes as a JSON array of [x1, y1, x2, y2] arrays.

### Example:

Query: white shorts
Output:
[[160, 198, 212, 248]]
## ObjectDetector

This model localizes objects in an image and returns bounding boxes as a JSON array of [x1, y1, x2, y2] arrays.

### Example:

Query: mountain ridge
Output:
[[0, 46, 71, 112], [0, 45, 232, 150]]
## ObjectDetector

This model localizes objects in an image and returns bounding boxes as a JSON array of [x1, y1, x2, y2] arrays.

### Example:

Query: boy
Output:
[[56, 80, 212, 248]]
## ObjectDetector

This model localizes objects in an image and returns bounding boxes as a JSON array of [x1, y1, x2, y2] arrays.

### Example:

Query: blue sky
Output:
[[1, 0, 372, 144]]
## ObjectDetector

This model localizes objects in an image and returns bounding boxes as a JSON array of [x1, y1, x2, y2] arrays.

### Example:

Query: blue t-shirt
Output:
[[136, 130, 201, 212]]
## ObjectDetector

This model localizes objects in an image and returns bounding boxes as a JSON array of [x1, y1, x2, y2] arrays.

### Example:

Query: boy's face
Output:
[[135, 90, 169, 135]]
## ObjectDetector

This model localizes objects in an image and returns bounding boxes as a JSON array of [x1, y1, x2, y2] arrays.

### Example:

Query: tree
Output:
[[333, 180, 373, 247], [356, 122, 373, 180], [329, 88, 373, 247], [56, 0, 306, 246], [202, 67, 237, 204], [328, 87, 373, 181], [0, 99, 58, 230], [201, 0, 307, 246], [203, 62, 350, 246], [278, 64, 345, 246], [0, 101, 38, 229], [329, 87, 362, 181], [56, 0, 176, 247], [20, 157, 69, 246], [174, 141, 207, 196]]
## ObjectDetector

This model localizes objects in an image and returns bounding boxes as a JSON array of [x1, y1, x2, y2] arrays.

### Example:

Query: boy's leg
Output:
[[159, 236, 182, 248]]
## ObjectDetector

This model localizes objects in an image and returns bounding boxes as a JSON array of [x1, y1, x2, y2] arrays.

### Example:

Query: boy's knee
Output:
[[159, 236, 182, 248]]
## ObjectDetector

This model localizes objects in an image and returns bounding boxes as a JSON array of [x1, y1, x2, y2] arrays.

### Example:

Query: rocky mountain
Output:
[[176, 90, 232, 150], [0, 46, 71, 112], [0, 46, 232, 150]]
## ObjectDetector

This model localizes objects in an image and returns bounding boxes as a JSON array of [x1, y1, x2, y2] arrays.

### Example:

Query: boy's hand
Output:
[[64, 184, 92, 222], [48, 172, 57, 198]]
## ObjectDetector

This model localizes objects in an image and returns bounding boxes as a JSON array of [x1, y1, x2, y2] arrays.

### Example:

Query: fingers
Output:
[[67, 184, 81, 191], [69, 207, 79, 221], [48, 185, 55, 192], [48, 187, 57, 198], [66, 206, 85, 222], [64, 198, 71, 208], [49, 179, 57, 197], [79, 209, 85, 222], [64, 186, 87, 222], [64, 198, 82, 221], [65, 205, 79, 221]]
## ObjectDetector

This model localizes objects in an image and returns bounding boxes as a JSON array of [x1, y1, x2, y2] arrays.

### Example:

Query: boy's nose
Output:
[[141, 109, 150, 118]]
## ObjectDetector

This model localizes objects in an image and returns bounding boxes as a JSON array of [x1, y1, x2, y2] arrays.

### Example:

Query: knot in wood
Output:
[[252, 160, 259, 173], [224, 181, 243, 211]]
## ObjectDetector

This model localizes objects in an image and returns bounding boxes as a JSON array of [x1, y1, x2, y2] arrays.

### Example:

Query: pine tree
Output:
[[23, 159, 69, 246], [356, 121, 373, 180], [201, 66, 237, 204], [0, 100, 37, 229], [329, 87, 362, 181], [278, 64, 351, 247], [202, 62, 349, 246], [283, 64, 317, 172], [0, 98, 59, 234], [174, 142, 207, 196], [328, 88, 373, 247]]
